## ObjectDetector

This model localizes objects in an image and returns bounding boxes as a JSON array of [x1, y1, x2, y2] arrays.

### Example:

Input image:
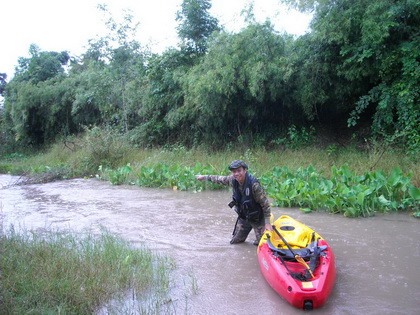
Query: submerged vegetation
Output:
[[0, 227, 176, 314]]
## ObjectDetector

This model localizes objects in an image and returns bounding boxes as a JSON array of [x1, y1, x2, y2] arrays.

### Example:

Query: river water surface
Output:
[[0, 175, 419, 315]]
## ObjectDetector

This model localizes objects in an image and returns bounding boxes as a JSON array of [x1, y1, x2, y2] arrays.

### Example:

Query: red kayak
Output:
[[257, 215, 336, 310]]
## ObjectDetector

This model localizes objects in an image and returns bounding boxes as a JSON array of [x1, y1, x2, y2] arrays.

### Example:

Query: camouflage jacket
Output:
[[204, 174, 271, 224]]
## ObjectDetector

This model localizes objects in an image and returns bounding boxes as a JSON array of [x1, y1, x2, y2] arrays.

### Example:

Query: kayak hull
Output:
[[257, 215, 336, 310]]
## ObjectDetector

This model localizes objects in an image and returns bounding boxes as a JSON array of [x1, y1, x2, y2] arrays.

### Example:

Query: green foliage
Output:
[[97, 162, 223, 192], [1, 7, 145, 149], [271, 125, 316, 149], [133, 162, 222, 192], [4, 75, 75, 146], [179, 22, 293, 145], [260, 164, 419, 217], [95, 158, 418, 217], [1, 1, 419, 155], [80, 127, 129, 172], [14, 44, 69, 83], [326, 145, 339, 158], [2, 131, 419, 217], [132, 49, 191, 146], [176, 0, 220, 53], [97, 163, 133, 185], [322, 1, 418, 151], [66, 69, 102, 127], [0, 72, 7, 96], [285, 0, 420, 155]]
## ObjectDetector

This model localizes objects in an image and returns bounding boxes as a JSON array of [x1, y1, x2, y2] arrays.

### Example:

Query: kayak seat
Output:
[[276, 245, 328, 261], [267, 236, 329, 261], [277, 248, 312, 261]]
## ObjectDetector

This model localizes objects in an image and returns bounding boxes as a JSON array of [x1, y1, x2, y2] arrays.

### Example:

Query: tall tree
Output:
[[14, 44, 69, 84], [176, 0, 220, 54], [3, 45, 72, 145], [73, 5, 144, 131]]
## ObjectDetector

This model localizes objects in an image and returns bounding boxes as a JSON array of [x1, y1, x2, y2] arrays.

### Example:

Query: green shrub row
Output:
[[97, 162, 225, 192], [97, 163, 420, 217], [260, 165, 419, 217]]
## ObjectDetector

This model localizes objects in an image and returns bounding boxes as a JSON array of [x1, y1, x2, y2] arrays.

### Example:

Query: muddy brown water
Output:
[[1, 175, 419, 315]]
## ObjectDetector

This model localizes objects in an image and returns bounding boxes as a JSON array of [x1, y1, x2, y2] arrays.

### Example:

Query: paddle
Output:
[[272, 225, 315, 278]]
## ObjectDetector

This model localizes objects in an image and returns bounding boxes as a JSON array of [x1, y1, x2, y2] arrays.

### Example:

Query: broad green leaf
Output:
[[378, 195, 391, 206], [357, 191, 365, 206], [409, 185, 420, 200], [388, 168, 402, 186]]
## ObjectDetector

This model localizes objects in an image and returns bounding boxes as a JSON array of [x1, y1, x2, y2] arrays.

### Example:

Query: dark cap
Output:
[[228, 160, 248, 170]]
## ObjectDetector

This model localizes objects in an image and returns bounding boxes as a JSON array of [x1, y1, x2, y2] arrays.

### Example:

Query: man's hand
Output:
[[195, 175, 206, 181], [265, 223, 273, 231]]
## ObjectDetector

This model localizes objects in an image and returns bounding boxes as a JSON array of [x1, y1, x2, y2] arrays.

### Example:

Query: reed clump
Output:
[[0, 227, 175, 314]]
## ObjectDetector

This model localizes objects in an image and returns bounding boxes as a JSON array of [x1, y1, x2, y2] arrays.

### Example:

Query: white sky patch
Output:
[[1, 0, 311, 80]]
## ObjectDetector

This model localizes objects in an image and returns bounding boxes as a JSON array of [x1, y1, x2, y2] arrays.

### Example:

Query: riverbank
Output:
[[0, 130, 419, 217], [1, 130, 418, 184]]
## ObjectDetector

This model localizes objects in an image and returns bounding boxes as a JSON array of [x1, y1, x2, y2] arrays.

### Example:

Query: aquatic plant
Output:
[[260, 164, 420, 217], [97, 163, 133, 185], [97, 162, 419, 217], [98, 162, 225, 192]]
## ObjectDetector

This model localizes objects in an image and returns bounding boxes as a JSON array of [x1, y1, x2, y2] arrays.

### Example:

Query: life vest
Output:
[[232, 172, 263, 222]]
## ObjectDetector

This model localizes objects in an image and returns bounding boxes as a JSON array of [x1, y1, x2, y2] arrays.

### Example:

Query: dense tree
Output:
[[87, 5, 144, 131], [1, 1, 418, 153], [128, 49, 191, 146], [3, 45, 72, 145], [68, 5, 145, 132], [4, 75, 75, 145], [176, 22, 294, 145], [283, 0, 420, 152]]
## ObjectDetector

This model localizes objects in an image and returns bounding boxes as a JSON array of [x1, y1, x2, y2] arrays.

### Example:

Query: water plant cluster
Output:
[[97, 163, 420, 217], [260, 165, 420, 217], [98, 162, 224, 191]]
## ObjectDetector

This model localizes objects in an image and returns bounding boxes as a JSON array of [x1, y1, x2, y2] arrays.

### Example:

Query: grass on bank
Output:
[[0, 227, 175, 314], [1, 130, 418, 217], [0, 128, 418, 186]]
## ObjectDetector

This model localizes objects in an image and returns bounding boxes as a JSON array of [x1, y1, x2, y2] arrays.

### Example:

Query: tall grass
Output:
[[0, 128, 418, 186], [0, 227, 175, 314]]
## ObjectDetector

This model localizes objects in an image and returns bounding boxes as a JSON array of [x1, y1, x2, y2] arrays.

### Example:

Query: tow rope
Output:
[[266, 234, 312, 281], [272, 226, 315, 278]]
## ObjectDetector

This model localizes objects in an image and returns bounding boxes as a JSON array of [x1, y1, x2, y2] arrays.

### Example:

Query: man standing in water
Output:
[[196, 160, 273, 245]]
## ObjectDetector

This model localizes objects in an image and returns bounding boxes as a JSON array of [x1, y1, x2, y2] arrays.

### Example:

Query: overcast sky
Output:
[[1, 0, 311, 79]]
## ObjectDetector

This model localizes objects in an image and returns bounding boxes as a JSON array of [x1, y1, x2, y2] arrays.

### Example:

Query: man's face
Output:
[[231, 167, 247, 184]]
